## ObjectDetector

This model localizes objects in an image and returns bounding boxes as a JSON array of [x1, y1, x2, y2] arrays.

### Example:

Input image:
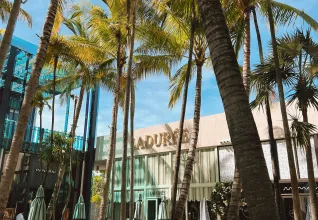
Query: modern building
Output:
[[0, 36, 98, 219], [94, 102, 318, 220]]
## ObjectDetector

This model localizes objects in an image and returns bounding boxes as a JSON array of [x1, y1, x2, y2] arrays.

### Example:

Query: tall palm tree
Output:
[[173, 20, 208, 220], [280, 29, 318, 220], [266, 1, 302, 219], [129, 80, 135, 220], [169, 13, 195, 220], [225, 0, 318, 217], [86, 3, 127, 219], [289, 75, 318, 219], [197, 0, 279, 219], [290, 116, 318, 220], [92, 2, 185, 217], [149, 1, 198, 217], [45, 133, 73, 220], [120, 0, 138, 217], [157, 3, 214, 216], [0, 0, 60, 216], [32, 90, 51, 181], [0, 0, 32, 76], [41, 12, 117, 218], [32, 91, 51, 182], [225, 0, 318, 93], [251, 7, 282, 216], [126, 0, 137, 219]]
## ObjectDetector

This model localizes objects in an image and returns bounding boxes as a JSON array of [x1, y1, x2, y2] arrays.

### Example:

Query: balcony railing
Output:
[[1, 119, 86, 153]]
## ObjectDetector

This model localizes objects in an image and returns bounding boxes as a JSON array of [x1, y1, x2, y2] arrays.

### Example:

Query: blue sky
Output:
[[1, 0, 318, 137]]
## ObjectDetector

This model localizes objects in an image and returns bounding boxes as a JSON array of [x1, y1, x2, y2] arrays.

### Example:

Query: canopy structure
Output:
[[28, 186, 46, 220], [134, 193, 143, 220], [199, 198, 210, 220], [157, 195, 169, 220], [73, 195, 86, 220]]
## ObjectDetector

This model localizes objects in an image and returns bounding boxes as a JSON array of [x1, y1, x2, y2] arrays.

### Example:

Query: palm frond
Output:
[[290, 115, 317, 150], [258, 1, 318, 30], [133, 54, 181, 80], [168, 60, 196, 108]]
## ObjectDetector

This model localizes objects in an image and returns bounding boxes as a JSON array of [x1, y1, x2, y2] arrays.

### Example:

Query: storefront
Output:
[[94, 102, 318, 220]]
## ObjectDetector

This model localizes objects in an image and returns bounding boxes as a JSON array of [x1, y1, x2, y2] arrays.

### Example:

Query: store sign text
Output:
[[134, 128, 190, 149], [147, 189, 168, 197]]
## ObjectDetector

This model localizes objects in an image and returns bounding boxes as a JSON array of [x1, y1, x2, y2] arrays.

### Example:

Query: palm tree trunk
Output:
[[129, 83, 135, 220], [266, 1, 302, 219], [51, 56, 58, 144], [227, 166, 242, 220], [169, 13, 196, 220], [98, 34, 123, 220], [62, 86, 84, 219], [40, 110, 44, 183], [197, 0, 279, 219], [252, 7, 282, 216], [121, 0, 137, 218], [0, 0, 22, 75], [228, 9, 252, 219], [175, 62, 202, 218], [227, 9, 252, 219], [0, 0, 59, 216], [252, 8, 264, 63], [110, 154, 116, 220], [302, 109, 318, 220], [242, 10, 251, 95], [46, 164, 66, 220], [266, 97, 282, 214]]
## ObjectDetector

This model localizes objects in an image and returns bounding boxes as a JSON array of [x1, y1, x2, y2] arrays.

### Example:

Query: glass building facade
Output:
[[0, 36, 98, 219]]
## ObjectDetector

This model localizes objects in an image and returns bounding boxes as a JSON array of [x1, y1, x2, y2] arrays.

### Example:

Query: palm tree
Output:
[[225, 1, 318, 217], [174, 23, 207, 220], [129, 80, 135, 220], [249, 75, 282, 217], [148, 1, 198, 217], [266, 1, 302, 219], [126, 0, 137, 219], [290, 117, 318, 220], [154, 1, 214, 216], [224, 0, 318, 93], [82, 3, 127, 219], [40, 11, 117, 218], [169, 14, 195, 220], [196, 0, 279, 219], [120, 0, 138, 217], [91, 1, 185, 217], [45, 133, 73, 220], [250, 6, 282, 216], [282, 29, 318, 220], [32, 91, 51, 182], [0, 0, 32, 76], [0, 0, 60, 215]]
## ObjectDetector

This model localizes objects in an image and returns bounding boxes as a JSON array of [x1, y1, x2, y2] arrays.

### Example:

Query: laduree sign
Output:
[[134, 128, 190, 150], [147, 188, 169, 197]]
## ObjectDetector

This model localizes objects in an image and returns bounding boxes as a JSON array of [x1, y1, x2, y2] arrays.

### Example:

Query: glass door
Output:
[[147, 198, 161, 220]]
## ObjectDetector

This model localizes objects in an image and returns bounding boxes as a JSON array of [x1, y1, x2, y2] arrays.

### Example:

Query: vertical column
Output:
[[144, 155, 148, 220], [313, 134, 318, 168], [0, 148, 4, 178], [214, 147, 220, 182], [0, 46, 18, 145], [83, 84, 99, 219], [64, 95, 71, 133], [72, 91, 90, 210]]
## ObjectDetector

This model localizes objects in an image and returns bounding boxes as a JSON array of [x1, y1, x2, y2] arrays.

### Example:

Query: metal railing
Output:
[[1, 119, 86, 153]]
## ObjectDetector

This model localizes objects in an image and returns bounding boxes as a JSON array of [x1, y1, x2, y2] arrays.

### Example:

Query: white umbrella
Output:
[[157, 195, 169, 220], [199, 198, 210, 220], [134, 193, 143, 220]]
